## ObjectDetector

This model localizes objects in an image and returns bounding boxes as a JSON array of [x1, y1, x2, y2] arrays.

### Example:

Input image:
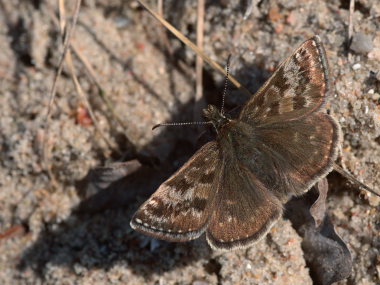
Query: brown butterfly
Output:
[[130, 36, 340, 250]]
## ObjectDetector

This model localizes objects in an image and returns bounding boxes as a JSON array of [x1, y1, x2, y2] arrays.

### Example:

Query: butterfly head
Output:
[[203, 105, 229, 131]]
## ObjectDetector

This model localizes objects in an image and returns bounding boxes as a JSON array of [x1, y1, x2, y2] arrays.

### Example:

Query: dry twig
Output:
[[334, 163, 380, 198], [348, 0, 355, 42], [194, 0, 206, 121], [46, 6, 129, 133], [58, 0, 118, 153], [347, 0, 355, 60], [137, 0, 252, 97], [157, 0, 174, 56], [70, 44, 128, 131], [43, 0, 82, 186]]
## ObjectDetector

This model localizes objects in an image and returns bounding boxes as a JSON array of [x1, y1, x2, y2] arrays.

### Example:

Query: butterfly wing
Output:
[[206, 159, 282, 250], [236, 36, 339, 199], [239, 36, 329, 125], [249, 112, 340, 199], [130, 141, 222, 241], [205, 110, 338, 250]]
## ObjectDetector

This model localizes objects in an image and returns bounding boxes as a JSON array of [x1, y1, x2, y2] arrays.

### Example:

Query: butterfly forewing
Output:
[[130, 142, 222, 241], [239, 36, 329, 125]]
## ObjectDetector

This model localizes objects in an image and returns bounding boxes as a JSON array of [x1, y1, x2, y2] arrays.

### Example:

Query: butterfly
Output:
[[130, 35, 340, 250]]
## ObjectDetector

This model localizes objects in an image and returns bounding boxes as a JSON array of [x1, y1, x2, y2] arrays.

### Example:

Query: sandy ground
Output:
[[0, 0, 379, 284]]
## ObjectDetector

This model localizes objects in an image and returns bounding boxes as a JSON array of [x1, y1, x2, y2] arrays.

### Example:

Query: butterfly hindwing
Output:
[[206, 161, 282, 250], [250, 112, 340, 199], [239, 36, 329, 125], [130, 142, 221, 241]]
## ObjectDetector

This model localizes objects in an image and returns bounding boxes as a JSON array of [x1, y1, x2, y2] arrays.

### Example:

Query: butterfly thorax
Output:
[[203, 105, 230, 131]]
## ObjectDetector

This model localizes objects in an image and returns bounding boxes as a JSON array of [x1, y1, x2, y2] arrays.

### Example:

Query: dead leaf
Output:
[[285, 178, 352, 285]]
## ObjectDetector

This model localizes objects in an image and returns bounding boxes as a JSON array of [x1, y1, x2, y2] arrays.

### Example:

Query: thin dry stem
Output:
[[348, 0, 355, 41], [58, 0, 66, 32], [157, 0, 174, 56], [136, 0, 252, 97], [70, 43, 128, 131], [58, 1, 119, 153], [46, 0, 81, 121], [334, 163, 380, 198], [194, 0, 206, 121], [43, 0, 82, 186], [46, 6, 129, 133], [348, 0, 355, 60], [65, 50, 120, 153]]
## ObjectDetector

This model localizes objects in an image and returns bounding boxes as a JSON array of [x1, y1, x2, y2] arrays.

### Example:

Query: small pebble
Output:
[[193, 281, 209, 285], [350, 32, 374, 54], [372, 93, 380, 101], [352, 63, 361, 70], [353, 101, 362, 110]]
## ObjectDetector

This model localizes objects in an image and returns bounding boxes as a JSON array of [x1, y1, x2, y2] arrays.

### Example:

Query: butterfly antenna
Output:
[[152, 121, 212, 130], [221, 54, 232, 116]]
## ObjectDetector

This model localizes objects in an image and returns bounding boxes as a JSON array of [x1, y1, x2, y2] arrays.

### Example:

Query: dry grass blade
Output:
[[57, 1, 119, 154], [156, 0, 173, 55], [334, 163, 380, 198], [347, 0, 355, 61], [46, 0, 81, 122], [0, 224, 26, 241], [70, 43, 128, 131], [348, 0, 355, 42], [64, 51, 120, 153], [194, 0, 206, 122], [46, 5, 129, 134], [58, 0, 66, 32], [42, 0, 82, 186], [136, 0, 252, 97]]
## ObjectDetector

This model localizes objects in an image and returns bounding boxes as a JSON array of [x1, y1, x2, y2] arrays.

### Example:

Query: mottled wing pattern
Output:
[[245, 113, 340, 200], [131, 36, 340, 251], [130, 142, 221, 241], [239, 36, 329, 124], [206, 161, 282, 250]]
